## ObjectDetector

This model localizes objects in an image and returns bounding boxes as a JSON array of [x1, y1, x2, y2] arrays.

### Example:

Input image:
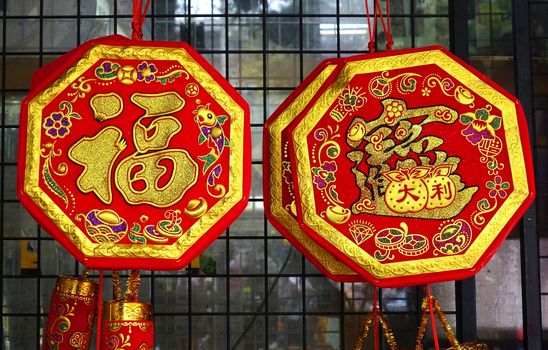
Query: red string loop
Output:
[[132, 0, 151, 40], [426, 285, 441, 350], [365, 0, 375, 52], [96, 271, 104, 347], [373, 287, 380, 350], [364, 0, 393, 52]]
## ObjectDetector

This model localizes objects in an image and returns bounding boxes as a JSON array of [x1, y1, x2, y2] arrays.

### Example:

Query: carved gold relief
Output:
[[68, 127, 126, 205], [90, 93, 124, 122]]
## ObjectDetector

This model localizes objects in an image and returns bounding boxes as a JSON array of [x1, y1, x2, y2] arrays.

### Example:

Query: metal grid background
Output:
[[0, 0, 545, 349]]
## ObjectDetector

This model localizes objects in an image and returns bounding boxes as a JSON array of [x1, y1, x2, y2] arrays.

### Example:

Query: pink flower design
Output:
[[486, 176, 510, 198]]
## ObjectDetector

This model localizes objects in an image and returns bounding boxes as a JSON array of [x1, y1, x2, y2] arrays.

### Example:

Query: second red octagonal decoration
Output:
[[273, 46, 535, 287], [18, 35, 250, 270]]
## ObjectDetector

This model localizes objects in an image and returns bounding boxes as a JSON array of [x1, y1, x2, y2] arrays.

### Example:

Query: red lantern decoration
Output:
[[17, 34, 251, 270], [267, 46, 534, 287], [43, 276, 98, 350]]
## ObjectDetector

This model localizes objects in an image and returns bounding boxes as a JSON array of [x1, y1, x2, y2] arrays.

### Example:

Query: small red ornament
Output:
[[270, 46, 534, 287], [101, 301, 153, 350], [17, 35, 251, 270], [43, 276, 98, 350]]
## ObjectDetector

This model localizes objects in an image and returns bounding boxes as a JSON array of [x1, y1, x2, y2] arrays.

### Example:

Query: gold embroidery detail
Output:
[[133, 116, 181, 153], [184, 197, 208, 218], [347, 98, 477, 219], [69, 127, 126, 205], [115, 149, 198, 207], [103, 301, 152, 321], [117, 65, 138, 85], [55, 275, 98, 299], [131, 91, 185, 118], [90, 93, 124, 122]]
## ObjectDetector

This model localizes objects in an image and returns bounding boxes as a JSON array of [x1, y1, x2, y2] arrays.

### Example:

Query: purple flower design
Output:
[[137, 61, 158, 83], [487, 176, 510, 198], [461, 124, 494, 145], [50, 332, 63, 343], [311, 161, 337, 190], [43, 112, 72, 139], [460, 108, 502, 145]]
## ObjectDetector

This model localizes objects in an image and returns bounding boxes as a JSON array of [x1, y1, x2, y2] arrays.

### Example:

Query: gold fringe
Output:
[[353, 310, 398, 350], [415, 295, 489, 350], [125, 270, 141, 301], [112, 271, 122, 301]]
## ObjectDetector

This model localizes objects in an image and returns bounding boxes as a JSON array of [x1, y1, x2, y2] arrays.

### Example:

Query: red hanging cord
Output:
[[374, 0, 393, 50], [426, 285, 441, 350], [96, 271, 104, 347], [373, 287, 380, 350], [365, 0, 377, 52], [385, 0, 393, 49], [132, 0, 151, 40], [365, 0, 393, 51]]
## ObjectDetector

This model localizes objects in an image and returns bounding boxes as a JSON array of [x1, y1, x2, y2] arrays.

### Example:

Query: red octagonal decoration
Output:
[[287, 46, 535, 287], [18, 35, 250, 270], [264, 59, 362, 282]]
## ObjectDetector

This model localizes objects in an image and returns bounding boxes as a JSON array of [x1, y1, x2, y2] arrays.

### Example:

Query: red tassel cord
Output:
[[132, 0, 151, 40]]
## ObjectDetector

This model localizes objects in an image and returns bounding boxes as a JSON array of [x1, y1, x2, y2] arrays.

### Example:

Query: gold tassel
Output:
[[415, 294, 489, 350], [112, 271, 122, 301], [125, 270, 141, 301], [353, 310, 398, 350]]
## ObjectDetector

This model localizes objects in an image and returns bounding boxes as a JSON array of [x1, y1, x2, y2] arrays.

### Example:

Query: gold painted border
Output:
[[25, 44, 245, 259], [267, 64, 355, 276], [292, 50, 530, 279]]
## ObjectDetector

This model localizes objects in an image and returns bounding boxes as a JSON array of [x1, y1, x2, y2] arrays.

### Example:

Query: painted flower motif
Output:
[[43, 112, 72, 138], [421, 88, 431, 96], [105, 335, 119, 349], [460, 108, 502, 145], [341, 92, 365, 111], [69, 332, 90, 349], [137, 61, 157, 83], [50, 332, 63, 343], [384, 100, 405, 124], [487, 176, 510, 198], [312, 161, 337, 189]]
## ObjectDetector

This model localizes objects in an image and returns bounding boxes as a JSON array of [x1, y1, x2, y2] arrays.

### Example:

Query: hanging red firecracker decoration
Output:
[[42, 275, 99, 350], [101, 271, 154, 350]]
